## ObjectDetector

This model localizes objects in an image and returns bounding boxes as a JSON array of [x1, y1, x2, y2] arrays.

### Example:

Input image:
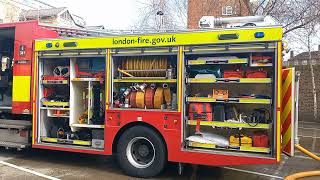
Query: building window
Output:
[[222, 6, 233, 16], [60, 12, 71, 21], [0, 19, 3, 23], [302, 60, 307, 65]]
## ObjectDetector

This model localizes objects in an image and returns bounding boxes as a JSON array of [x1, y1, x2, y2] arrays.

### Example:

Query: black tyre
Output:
[[116, 126, 167, 178]]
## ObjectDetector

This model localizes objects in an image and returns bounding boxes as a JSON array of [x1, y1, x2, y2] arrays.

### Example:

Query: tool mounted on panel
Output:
[[41, 88, 69, 107], [42, 65, 69, 84], [74, 61, 105, 84]]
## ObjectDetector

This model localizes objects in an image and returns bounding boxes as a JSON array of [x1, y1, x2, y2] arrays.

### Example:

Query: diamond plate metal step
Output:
[[0, 119, 31, 129], [0, 141, 30, 149]]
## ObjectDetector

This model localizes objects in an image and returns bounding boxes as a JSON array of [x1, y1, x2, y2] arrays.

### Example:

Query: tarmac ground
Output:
[[0, 121, 319, 180]]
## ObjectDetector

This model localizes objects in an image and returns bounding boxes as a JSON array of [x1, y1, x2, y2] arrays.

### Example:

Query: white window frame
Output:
[[222, 5, 233, 16], [302, 60, 307, 65]]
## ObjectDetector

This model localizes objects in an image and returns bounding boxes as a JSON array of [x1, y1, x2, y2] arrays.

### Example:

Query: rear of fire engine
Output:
[[32, 24, 296, 177], [0, 20, 109, 149], [0, 21, 58, 149]]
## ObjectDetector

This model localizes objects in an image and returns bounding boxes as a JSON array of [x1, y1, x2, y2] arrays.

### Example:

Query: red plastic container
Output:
[[188, 103, 213, 121], [223, 69, 244, 78], [251, 56, 272, 62], [253, 133, 269, 147], [246, 70, 267, 78], [42, 75, 67, 80]]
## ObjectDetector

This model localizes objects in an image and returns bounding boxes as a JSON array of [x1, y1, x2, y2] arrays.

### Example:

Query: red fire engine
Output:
[[0, 20, 297, 178]]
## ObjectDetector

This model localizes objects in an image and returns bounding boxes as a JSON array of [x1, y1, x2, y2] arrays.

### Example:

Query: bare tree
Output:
[[248, 0, 320, 35], [289, 22, 320, 121], [135, 0, 187, 30]]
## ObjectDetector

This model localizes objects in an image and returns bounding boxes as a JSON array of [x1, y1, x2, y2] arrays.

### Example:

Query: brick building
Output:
[[187, 0, 251, 29], [287, 49, 320, 122]]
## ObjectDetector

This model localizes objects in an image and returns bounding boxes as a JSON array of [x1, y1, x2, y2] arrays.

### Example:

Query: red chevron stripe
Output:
[[282, 69, 289, 81], [283, 138, 292, 153], [281, 111, 291, 134], [282, 83, 292, 111]]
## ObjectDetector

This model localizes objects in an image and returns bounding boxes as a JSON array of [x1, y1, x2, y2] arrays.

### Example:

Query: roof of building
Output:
[[289, 51, 320, 61], [85, 25, 105, 30], [20, 7, 67, 19]]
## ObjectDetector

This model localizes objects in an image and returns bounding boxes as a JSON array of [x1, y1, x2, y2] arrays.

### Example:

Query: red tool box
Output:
[[42, 75, 68, 80], [188, 103, 213, 121], [253, 133, 269, 147], [246, 69, 267, 78], [223, 69, 244, 78], [251, 55, 272, 63]]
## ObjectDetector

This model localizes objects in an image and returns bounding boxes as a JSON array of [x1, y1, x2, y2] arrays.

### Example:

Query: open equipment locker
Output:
[[35, 50, 106, 149], [110, 46, 179, 111], [182, 42, 277, 158]]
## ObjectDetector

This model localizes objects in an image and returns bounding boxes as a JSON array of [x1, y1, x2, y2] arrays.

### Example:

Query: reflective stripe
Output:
[[178, 46, 183, 112], [276, 42, 282, 161], [106, 49, 111, 109], [13, 76, 31, 102], [35, 27, 283, 51], [281, 68, 295, 156], [32, 52, 38, 145]]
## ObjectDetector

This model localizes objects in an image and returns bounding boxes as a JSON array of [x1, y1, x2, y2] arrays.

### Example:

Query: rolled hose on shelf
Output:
[[121, 57, 168, 77], [284, 144, 320, 180]]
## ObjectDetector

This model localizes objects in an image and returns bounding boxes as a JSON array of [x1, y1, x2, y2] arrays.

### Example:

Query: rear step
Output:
[[0, 106, 12, 110], [0, 141, 30, 149], [0, 119, 31, 129], [0, 119, 31, 149]]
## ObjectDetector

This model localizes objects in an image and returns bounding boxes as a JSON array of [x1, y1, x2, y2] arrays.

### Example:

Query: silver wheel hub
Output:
[[126, 137, 155, 169]]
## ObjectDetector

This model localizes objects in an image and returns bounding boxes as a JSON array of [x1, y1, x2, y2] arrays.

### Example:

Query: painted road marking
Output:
[[295, 155, 315, 159], [272, 156, 287, 179], [312, 130, 317, 152], [299, 121, 320, 125], [299, 127, 320, 131], [222, 167, 283, 179], [298, 135, 320, 139], [0, 161, 60, 180]]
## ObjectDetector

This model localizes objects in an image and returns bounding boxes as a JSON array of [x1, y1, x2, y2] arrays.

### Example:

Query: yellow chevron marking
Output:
[[282, 70, 292, 99], [281, 98, 292, 124], [283, 124, 292, 148]]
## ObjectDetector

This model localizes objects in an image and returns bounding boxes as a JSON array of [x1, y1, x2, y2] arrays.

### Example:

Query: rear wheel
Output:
[[116, 126, 167, 178]]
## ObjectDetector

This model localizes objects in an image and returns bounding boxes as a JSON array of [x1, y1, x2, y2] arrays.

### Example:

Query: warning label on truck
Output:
[[112, 35, 176, 46]]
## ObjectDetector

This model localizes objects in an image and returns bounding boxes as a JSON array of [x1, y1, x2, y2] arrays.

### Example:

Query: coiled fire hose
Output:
[[121, 57, 168, 77], [284, 144, 320, 180]]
